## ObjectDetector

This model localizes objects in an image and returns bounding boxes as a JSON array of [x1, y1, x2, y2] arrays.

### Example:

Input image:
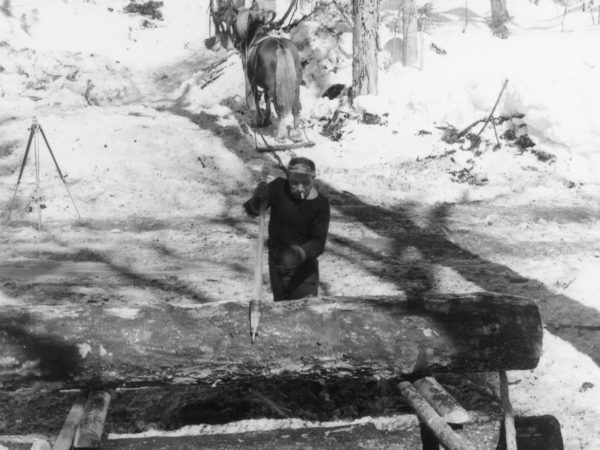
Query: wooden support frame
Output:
[[398, 381, 476, 450]]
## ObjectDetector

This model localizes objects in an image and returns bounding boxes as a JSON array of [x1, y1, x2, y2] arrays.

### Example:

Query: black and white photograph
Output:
[[0, 0, 598, 448]]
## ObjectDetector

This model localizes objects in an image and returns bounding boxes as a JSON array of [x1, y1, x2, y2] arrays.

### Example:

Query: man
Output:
[[244, 157, 330, 301]]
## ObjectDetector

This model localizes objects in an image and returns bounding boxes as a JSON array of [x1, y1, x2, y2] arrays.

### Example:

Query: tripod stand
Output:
[[6, 118, 80, 230]]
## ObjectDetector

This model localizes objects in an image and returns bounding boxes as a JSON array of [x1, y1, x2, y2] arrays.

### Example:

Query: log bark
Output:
[[0, 294, 542, 388], [413, 377, 470, 424]]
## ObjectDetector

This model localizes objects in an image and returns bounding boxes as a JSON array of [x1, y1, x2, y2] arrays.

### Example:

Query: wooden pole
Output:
[[398, 381, 475, 450], [52, 398, 87, 450], [73, 391, 111, 449], [413, 377, 470, 424], [477, 79, 509, 137], [499, 371, 517, 450], [250, 166, 269, 342]]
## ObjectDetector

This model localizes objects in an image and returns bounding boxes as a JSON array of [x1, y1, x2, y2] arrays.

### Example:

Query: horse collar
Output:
[[248, 35, 270, 51]]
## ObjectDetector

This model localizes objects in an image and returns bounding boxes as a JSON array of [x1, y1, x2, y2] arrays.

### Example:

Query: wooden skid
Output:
[[413, 377, 470, 425], [73, 391, 111, 449], [398, 381, 475, 450], [52, 398, 86, 450]]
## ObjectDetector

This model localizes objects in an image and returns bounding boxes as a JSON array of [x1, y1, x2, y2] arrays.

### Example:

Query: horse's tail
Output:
[[274, 44, 298, 135]]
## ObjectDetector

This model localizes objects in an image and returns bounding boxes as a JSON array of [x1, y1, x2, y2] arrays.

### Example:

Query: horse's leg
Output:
[[284, 62, 303, 142], [288, 81, 302, 142], [263, 90, 273, 127], [253, 88, 266, 128]]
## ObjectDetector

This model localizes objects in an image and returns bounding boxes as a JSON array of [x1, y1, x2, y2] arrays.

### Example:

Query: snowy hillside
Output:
[[1, 0, 600, 448]]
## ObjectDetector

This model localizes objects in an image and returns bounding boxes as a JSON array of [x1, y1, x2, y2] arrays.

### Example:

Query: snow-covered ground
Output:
[[1, 0, 600, 448]]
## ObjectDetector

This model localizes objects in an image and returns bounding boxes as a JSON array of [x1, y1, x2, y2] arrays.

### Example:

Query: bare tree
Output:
[[402, 0, 418, 67], [352, 0, 380, 97], [1, 0, 12, 17], [490, 0, 509, 27]]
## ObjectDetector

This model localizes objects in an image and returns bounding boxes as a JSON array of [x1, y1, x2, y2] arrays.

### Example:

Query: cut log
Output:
[[413, 377, 470, 424], [514, 415, 564, 450], [0, 293, 542, 388], [73, 391, 111, 449], [52, 398, 87, 450], [398, 381, 475, 450], [496, 415, 564, 450]]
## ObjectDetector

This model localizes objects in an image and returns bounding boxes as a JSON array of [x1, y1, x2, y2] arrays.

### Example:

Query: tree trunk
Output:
[[490, 0, 509, 26], [0, 293, 542, 389], [352, 0, 379, 97], [402, 0, 419, 67]]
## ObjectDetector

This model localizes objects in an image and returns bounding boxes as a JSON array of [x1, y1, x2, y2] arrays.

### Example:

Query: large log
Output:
[[0, 293, 542, 388]]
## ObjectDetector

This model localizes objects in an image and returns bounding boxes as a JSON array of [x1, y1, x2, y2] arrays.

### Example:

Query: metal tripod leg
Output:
[[5, 126, 36, 223], [38, 124, 81, 218]]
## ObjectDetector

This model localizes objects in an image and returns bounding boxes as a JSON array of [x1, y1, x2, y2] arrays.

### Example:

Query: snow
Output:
[[109, 414, 419, 440], [1, 0, 600, 448]]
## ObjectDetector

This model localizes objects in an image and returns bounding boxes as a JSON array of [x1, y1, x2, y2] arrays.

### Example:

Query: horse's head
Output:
[[232, 7, 273, 51]]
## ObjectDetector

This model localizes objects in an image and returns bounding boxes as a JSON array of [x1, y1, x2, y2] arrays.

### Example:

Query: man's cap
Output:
[[287, 157, 316, 176]]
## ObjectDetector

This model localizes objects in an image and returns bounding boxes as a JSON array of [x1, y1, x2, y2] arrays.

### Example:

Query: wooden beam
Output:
[[398, 381, 475, 450], [413, 377, 470, 425], [73, 391, 111, 449], [52, 398, 87, 450], [30, 441, 50, 450], [0, 293, 542, 389]]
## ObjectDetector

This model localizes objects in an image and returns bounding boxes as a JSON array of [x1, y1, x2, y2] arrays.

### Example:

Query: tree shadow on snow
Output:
[[168, 89, 600, 366], [322, 191, 600, 365]]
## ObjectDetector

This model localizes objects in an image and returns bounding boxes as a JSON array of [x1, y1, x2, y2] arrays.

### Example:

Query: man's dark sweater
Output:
[[244, 177, 330, 300]]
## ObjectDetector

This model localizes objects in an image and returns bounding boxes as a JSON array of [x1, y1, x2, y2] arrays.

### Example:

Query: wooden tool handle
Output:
[[253, 199, 267, 300]]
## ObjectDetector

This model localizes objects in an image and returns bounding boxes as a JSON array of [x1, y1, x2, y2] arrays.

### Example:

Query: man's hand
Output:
[[281, 245, 306, 268], [253, 181, 269, 201]]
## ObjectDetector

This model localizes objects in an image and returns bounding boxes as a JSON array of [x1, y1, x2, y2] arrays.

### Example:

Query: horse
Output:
[[209, 0, 244, 48], [233, 8, 303, 142]]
